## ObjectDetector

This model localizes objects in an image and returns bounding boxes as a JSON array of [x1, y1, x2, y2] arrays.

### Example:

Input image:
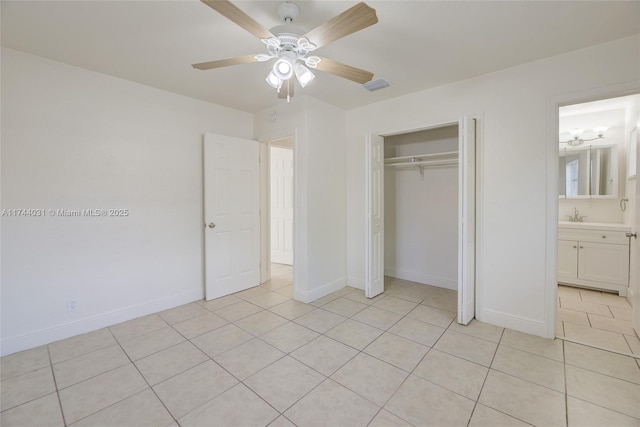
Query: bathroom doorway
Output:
[[555, 94, 640, 355]]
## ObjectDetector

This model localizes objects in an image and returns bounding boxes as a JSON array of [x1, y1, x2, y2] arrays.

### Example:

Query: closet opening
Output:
[[365, 117, 476, 324], [385, 126, 459, 297]]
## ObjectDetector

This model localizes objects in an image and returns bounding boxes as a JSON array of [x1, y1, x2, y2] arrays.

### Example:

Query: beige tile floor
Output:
[[2, 267, 640, 426], [557, 285, 640, 356]]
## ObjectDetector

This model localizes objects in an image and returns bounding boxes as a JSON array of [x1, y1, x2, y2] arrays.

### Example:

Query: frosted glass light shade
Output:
[[273, 58, 293, 80], [294, 63, 315, 88], [266, 71, 281, 88]]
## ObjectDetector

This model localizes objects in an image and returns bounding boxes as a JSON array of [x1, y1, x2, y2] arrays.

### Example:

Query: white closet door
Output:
[[204, 133, 260, 301], [458, 117, 476, 325], [270, 146, 293, 265], [365, 133, 385, 298], [633, 133, 640, 335]]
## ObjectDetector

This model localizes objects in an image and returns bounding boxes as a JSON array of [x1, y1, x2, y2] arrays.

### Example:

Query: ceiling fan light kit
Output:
[[193, 0, 378, 102]]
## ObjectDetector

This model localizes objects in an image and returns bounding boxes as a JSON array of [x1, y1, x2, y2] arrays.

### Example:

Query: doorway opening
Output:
[[265, 136, 294, 296], [555, 93, 640, 354], [365, 117, 477, 325]]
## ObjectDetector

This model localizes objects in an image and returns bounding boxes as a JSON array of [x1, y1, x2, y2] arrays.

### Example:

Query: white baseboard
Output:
[[347, 276, 364, 290], [385, 267, 457, 290], [627, 287, 635, 307], [479, 308, 550, 339], [295, 277, 347, 304], [1, 288, 203, 357]]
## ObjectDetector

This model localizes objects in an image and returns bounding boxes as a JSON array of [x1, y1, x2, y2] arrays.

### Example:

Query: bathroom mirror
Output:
[[558, 145, 617, 198]]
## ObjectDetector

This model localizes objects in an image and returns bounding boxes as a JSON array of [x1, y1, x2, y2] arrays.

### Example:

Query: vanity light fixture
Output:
[[560, 127, 609, 146]]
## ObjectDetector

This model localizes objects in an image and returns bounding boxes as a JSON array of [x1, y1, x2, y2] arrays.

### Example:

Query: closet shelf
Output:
[[384, 151, 458, 167], [384, 151, 458, 180]]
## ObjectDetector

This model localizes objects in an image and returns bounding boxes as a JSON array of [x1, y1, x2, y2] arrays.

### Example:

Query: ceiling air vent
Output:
[[362, 78, 391, 92]]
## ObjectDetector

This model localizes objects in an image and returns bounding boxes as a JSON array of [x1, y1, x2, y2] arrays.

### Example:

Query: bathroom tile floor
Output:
[[556, 284, 640, 356], [2, 268, 640, 426]]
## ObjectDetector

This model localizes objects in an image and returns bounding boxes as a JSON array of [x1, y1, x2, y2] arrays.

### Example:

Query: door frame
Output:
[[267, 139, 294, 268], [365, 115, 481, 322], [258, 129, 298, 286], [546, 81, 640, 339]]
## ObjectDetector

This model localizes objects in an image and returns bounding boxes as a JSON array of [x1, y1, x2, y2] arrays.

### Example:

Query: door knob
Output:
[[626, 232, 637, 239], [208, 222, 216, 229]]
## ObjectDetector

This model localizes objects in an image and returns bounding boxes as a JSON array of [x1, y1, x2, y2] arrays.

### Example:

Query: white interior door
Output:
[[458, 117, 476, 325], [270, 146, 294, 265], [365, 133, 384, 298], [204, 133, 260, 301]]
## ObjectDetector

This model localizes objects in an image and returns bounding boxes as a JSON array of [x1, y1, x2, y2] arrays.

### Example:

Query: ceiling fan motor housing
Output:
[[265, 32, 316, 65], [278, 2, 299, 23]]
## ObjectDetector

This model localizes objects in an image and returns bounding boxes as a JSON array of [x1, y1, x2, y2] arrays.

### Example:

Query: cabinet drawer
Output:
[[558, 228, 628, 244]]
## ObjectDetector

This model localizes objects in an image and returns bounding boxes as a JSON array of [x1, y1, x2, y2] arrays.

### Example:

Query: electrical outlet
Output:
[[67, 299, 78, 312]]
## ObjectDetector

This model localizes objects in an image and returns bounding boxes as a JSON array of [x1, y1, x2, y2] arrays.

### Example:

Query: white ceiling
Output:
[[559, 94, 640, 140], [2, 1, 639, 113]]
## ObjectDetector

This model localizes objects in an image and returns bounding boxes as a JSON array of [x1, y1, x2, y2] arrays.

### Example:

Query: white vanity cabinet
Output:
[[558, 224, 630, 296]]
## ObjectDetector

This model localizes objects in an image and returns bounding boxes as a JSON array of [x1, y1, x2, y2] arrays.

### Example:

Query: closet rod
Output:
[[384, 151, 458, 163], [386, 159, 458, 168]]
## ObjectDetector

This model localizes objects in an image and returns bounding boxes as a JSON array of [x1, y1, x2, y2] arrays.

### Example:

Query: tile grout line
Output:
[[54, 327, 176, 426], [557, 335, 640, 360], [265, 289, 451, 426], [244, 315, 352, 423], [563, 339, 569, 427], [166, 319, 284, 424], [569, 395, 640, 423], [363, 292, 439, 427], [46, 344, 68, 427], [221, 291, 338, 423], [465, 327, 505, 426], [107, 324, 180, 427], [362, 303, 463, 425]]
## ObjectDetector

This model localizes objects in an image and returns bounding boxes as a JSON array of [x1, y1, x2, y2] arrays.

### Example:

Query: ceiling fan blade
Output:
[[201, 0, 274, 40], [315, 57, 374, 84], [192, 55, 257, 70], [278, 78, 295, 100], [302, 2, 378, 49]]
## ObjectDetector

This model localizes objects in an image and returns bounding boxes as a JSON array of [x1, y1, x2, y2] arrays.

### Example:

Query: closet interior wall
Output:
[[384, 125, 459, 290]]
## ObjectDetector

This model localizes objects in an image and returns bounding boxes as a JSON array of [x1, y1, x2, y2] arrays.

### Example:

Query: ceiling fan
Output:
[[192, 0, 378, 102]]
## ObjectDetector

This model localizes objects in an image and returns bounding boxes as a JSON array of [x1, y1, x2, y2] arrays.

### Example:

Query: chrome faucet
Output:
[[568, 208, 586, 222]]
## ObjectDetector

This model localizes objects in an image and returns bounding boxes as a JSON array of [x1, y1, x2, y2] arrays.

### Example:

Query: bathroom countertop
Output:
[[558, 221, 631, 232]]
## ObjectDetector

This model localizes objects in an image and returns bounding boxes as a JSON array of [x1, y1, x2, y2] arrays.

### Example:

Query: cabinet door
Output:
[[558, 240, 578, 280], [578, 242, 629, 286]]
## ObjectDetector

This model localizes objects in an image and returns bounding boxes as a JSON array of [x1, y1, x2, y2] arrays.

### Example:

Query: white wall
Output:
[[559, 199, 623, 224], [347, 35, 640, 337], [384, 127, 459, 289], [254, 96, 347, 303], [1, 48, 253, 355], [306, 98, 348, 297]]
